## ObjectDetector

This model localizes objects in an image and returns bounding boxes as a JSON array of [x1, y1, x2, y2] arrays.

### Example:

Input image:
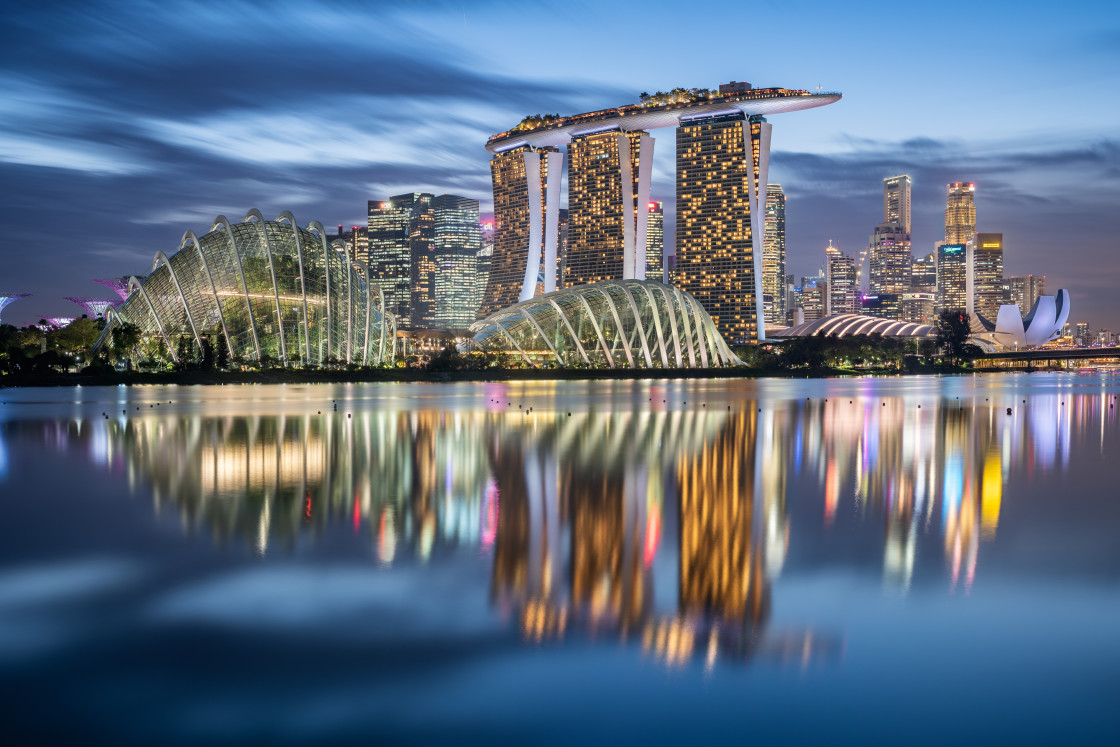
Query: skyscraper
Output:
[[868, 222, 911, 296], [368, 198, 414, 325], [565, 130, 654, 287], [972, 232, 1004, 320], [479, 145, 562, 318], [945, 182, 976, 245], [646, 201, 664, 282], [431, 194, 482, 330], [911, 251, 937, 290], [1005, 275, 1046, 317], [883, 174, 912, 236], [825, 241, 858, 315], [676, 112, 769, 342], [762, 184, 786, 326], [936, 243, 968, 313]]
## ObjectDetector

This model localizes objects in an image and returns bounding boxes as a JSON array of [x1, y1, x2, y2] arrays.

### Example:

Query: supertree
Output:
[[91, 278, 132, 302], [0, 292, 31, 326], [65, 297, 118, 319]]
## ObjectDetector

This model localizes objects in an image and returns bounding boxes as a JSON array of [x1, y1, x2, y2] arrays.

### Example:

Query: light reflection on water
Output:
[[1, 374, 1119, 742]]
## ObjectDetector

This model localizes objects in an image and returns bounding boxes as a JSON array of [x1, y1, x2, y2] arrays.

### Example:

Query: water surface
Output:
[[1, 375, 1118, 744]]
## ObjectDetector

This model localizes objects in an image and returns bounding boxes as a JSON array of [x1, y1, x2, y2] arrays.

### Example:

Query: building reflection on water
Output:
[[29, 386, 1117, 670]]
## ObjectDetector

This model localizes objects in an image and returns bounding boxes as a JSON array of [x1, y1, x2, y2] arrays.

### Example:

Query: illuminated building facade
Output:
[[762, 184, 786, 326], [1006, 274, 1045, 317], [566, 130, 654, 287], [900, 292, 936, 324], [972, 232, 1004, 320], [868, 221, 911, 297], [0, 293, 31, 325], [367, 197, 413, 325], [911, 251, 937, 290], [800, 281, 826, 322], [860, 293, 900, 320], [945, 182, 976, 245], [431, 194, 482, 330], [676, 113, 768, 342], [646, 201, 664, 282], [485, 83, 839, 345], [883, 174, 912, 236], [479, 145, 562, 318], [825, 242, 858, 315], [936, 243, 968, 313], [93, 210, 398, 366]]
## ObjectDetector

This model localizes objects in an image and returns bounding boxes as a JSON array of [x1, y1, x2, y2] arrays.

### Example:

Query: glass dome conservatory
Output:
[[469, 280, 742, 368], [95, 210, 397, 366]]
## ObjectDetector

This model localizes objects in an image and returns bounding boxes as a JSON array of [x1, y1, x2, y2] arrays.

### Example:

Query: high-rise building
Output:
[[676, 113, 769, 342], [431, 194, 482, 330], [972, 232, 1004, 320], [868, 222, 911, 296], [900, 292, 936, 325], [1005, 275, 1046, 317], [646, 201, 664, 282], [883, 174, 912, 236], [801, 281, 826, 322], [936, 243, 968, 313], [945, 182, 976, 245], [911, 251, 937, 290], [825, 241, 858, 315], [368, 198, 414, 325], [762, 184, 786, 326], [479, 145, 562, 319], [566, 130, 654, 287]]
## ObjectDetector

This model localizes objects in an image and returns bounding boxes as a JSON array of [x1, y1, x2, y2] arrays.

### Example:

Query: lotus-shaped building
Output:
[[971, 290, 1070, 351], [95, 210, 397, 366], [470, 280, 742, 368]]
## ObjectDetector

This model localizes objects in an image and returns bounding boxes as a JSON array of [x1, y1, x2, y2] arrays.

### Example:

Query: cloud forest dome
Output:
[[470, 280, 742, 369], [95, 210, 397, 366]]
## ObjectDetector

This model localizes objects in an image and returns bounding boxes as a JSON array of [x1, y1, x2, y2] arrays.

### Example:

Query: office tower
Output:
[[762, 184, 786, 326], [479, 145, 562, 319], [566, 130, 654, 287], [471, 239, 493, 323], [431, 194, 482, 330], [646, 201, 664, 282], [825, 241, 858, 315], [945, 182, 976, 244], [936, 243, 968, 313], [333, 225, 369, 267], [368, 198, 415, 325], [1005, 275, 1046, 317], [801, 282, 826, 322], [911, 251, 937, 289], [784, 273, 796, 326], [1075, 322, 1090, 346], [868, 222, 912, 296], [883, 174, 912, 236], [900, 292, 936, 325], [861, 293, 900, 320], [676, 113, 770, 342], [556, 208, 569, 286], [972, 232, 1004, 320]]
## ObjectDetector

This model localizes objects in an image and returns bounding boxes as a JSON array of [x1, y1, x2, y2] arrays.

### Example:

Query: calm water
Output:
[[1, 375, 1118, 744]]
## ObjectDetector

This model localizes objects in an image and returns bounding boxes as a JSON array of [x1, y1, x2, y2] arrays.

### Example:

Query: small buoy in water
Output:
[[918, 405, 921, 409], [348, 414, 351, 418], [1006, 408, 1012, 415]]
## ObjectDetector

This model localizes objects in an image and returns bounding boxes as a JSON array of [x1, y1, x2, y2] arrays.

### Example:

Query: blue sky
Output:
[[1, 0, 1118, 327]]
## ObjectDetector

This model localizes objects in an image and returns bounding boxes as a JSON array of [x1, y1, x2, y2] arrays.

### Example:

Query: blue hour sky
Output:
[[1, 0, 1118, 327]]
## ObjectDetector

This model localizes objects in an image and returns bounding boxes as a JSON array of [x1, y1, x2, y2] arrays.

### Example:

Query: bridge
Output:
[[975, 346, 1120, 369]]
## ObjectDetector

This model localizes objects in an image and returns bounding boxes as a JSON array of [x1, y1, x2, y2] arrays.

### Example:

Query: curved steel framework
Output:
[[94, 211, 398, 367], [772, 314, 936, 339], [0, 293, 31, 326], [470, 280, 742, 369]]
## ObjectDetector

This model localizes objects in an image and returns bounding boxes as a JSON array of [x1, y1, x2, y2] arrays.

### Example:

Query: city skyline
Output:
[[1, 0, 1117, 327]]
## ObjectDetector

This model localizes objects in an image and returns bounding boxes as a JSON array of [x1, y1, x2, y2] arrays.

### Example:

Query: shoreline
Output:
[[0, 363, 1016, 389]]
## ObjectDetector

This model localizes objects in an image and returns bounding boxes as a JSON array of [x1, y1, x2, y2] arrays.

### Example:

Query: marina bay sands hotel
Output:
[[477, 82, 840, 342]]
